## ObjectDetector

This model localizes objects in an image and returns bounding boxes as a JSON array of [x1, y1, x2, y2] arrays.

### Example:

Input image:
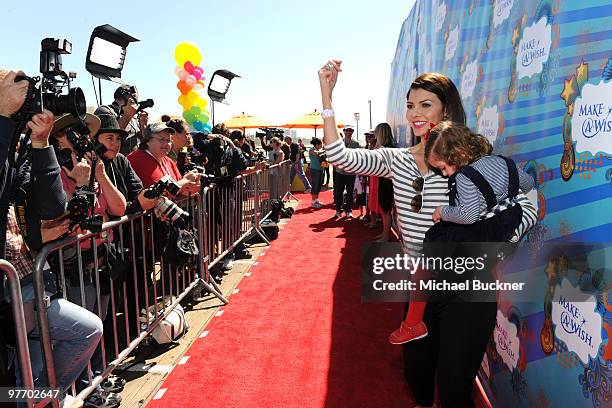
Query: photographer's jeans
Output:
[[15, 292, 103, 395], [290, 159, 311, 191]]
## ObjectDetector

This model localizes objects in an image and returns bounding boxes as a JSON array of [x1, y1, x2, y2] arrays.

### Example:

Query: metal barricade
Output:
[[1, 260, 35, 407], [24, 164, 294, 405], [31, 194, 225, 405]]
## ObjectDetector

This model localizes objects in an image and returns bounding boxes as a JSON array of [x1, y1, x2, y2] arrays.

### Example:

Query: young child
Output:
[[389, 121, 536, 344]]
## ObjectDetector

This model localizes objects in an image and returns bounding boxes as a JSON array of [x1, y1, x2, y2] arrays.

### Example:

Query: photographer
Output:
[[230, 130, 257, 161], [94, 113, 157, 214], [127, 122, 201, 193], [94, 85, 149, 156]]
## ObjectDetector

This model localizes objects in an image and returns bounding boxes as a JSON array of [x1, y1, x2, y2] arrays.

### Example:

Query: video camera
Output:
[[256, 127, 285, 141], [12, 38, 86, 125], [143, 176, 181, 199], [115, 84, 154, 112]]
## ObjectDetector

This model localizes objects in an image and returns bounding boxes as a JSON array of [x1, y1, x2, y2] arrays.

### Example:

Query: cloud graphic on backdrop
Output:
[[174, 42, 212, 133], [571, 80, 612, 156], [516, 17, 552, 79]]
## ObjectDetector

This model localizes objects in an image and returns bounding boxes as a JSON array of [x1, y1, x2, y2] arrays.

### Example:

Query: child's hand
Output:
[[432, 206, 443, 223]]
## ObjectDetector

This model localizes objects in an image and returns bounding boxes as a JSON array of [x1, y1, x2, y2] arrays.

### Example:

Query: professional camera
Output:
[[66, 188, 104, 233], [255, 149, 267, 162], [56, 120, 108, 170], [12, 38, 86, 125], [143, 176, 181, 199], [154, 197, 189, 229], [115, 84, 154, 112]]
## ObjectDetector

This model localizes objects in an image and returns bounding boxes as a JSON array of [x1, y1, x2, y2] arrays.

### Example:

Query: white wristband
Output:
[[321, 109, 335, 118]]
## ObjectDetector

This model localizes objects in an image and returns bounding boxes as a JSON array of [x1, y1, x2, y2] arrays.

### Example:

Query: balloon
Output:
[[178, 95, 187, 105], [202, 123, 212, 133], [192, 70, 202, 81], [186, 91, 199, 103], [193, 66, 204, 75], [192, 84, 204, 93], [177, 80, 192, 95], [176, 69, 189, 81], [193, 120, 204, 131], [185, 75, 196, 87], [192, 97, 208, 109], [200, 113, 210, 124], [174, 66, 183, 77], [174, 42, 202, 66], [189, 105, 201, 115], [184, 61, 195, 74]]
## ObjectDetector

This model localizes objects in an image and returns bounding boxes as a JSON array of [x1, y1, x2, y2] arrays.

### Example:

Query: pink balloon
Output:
[[177, 69, 189, 80], [185, 75, 196, 87], [193, 70, 202, 81], [193, 66, 204, 75], [184, 61, 195, 73]]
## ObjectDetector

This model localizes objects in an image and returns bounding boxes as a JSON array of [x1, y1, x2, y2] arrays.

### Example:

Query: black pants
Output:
[[403, 299, 497, 408], [333, 171, 355, 213]]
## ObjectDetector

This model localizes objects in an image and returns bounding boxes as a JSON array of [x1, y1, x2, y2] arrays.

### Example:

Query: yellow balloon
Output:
[[193, 97, 208, 109], [174, 42, 202, 67], [186, 91, 199, 103], [178, 95, 187, 106]]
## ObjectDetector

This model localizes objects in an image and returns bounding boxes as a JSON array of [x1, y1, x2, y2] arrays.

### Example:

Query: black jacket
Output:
[[103, 153, 144, 215], [0, 116, 66, 255]]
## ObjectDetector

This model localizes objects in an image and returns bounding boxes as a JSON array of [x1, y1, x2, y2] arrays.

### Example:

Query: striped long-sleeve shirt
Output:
[[325, 138, 449, 254], [325, 139, 538, 251], [441, 155, 535, 224]]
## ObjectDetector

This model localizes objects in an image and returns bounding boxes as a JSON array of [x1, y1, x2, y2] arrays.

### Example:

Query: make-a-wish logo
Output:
[[477, 104, 500, 144], [445, 25, 459, 62], [461, 59, 479, 100], [493, 0, 514, 29], [551, 279, 602, 364], [517, 16, 552, 79], [494, 310, 519, 371], [571, 81, 612, 154]]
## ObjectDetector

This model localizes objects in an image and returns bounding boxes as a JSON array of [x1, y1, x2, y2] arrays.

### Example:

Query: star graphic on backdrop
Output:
[[575, 62, 588, 88], [561, 77, 578, 107]]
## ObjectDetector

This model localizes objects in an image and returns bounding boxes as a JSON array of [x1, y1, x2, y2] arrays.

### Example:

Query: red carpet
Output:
[[147, 191, 414, 408]]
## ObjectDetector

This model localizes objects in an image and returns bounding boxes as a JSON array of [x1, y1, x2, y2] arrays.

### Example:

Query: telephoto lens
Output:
[[154, 197, 189, 229]]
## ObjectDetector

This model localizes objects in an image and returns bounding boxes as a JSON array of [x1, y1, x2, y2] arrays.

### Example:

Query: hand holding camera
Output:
[[26, 109, 55, 148], [63, 153, 92, 187], [0, 70, 28, 117]]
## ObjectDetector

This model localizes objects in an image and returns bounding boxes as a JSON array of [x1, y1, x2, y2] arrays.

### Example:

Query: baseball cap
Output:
[[344, 125, 354, 131], [143, 122, 175, 139], [52, 113, 101, 136], [364, 130, 375, 136]]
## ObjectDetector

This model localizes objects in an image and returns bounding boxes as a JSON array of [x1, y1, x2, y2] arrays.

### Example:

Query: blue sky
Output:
[[2, 0, 415, 139]]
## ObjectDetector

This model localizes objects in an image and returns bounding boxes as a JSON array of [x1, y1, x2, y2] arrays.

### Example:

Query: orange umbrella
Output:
[[282, 109, 344, 136], [224, 112, 273, 134]]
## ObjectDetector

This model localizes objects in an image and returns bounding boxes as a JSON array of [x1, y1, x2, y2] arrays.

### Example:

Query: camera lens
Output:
[[44, 87, 86, 120]]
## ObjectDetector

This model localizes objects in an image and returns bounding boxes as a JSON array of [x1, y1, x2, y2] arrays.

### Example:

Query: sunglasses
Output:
[[410, 176, 424, 212]]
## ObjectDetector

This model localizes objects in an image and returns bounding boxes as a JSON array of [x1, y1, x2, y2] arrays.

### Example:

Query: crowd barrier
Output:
[[5, 160, 293, 407]]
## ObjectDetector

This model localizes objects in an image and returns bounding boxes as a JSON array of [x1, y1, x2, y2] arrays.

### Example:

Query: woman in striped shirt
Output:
[[318, 60, 517, 408]]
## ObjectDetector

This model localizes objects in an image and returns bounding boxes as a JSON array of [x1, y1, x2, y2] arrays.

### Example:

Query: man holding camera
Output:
[[95, 85, 149, 156]]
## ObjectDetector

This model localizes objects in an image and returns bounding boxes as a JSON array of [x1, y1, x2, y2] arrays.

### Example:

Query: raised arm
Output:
[[318, 60, 398, 178]]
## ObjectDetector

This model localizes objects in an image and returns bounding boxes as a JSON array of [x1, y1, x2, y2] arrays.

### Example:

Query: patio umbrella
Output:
[[281, 109, 344, 136], [224, 112, 273, 134]]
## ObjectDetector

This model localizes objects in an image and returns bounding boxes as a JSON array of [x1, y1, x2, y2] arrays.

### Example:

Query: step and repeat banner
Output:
[[387, 1, 611, 407]]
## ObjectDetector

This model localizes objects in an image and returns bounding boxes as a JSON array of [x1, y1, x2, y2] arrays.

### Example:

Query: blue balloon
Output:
[[203, 123, 212, 133], [193, 120, 204, 131]]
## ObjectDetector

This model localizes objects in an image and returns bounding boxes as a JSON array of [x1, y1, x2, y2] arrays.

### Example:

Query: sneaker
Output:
[[315, 199, 324, 206], [312, 202, 322, 209], [334, 211, 343, 220], [83, 390, 121, 408], [345, 212, 354, 219], [101, 376, 126, 393], [304, 188, 312, 193], [234, 250, 252, 260], [389, 321, 428, 344]]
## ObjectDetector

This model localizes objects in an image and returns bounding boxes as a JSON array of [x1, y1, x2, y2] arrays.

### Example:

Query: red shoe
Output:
[[389, 321, 428, 344]]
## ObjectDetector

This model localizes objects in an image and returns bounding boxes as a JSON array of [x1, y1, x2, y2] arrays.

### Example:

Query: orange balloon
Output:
[[177, 80, 192, 95]]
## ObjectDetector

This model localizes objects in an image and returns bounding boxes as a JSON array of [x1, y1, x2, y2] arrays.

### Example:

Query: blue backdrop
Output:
[[387, 1, 611, 406]]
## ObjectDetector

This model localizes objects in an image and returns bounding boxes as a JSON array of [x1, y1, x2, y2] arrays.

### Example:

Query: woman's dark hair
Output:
[[166, 118, 188, 134], [407, 73, 466, 143], [311, 137, 322, 146], [160, 114, 172, 122], [424, 121, 492, 168]]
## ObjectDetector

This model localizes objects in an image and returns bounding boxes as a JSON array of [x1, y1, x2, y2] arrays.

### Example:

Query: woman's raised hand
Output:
[[318, 59, 342, 97]]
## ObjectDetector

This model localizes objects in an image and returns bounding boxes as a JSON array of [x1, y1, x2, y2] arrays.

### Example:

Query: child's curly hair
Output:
[[424, 121, 492, 168]]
